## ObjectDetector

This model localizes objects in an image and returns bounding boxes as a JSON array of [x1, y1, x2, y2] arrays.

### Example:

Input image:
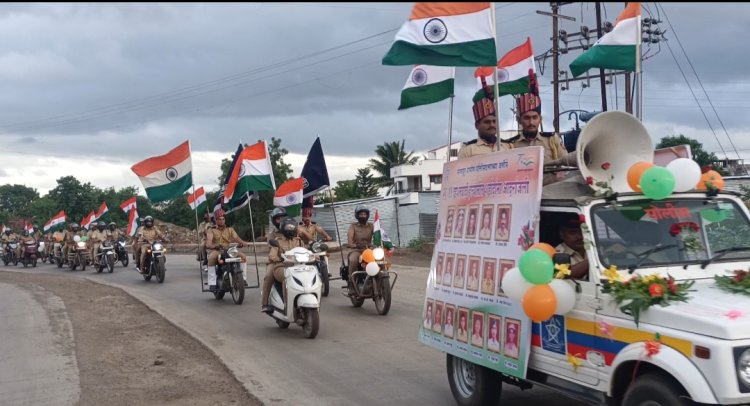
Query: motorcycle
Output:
[[54, 241, 64, 268], [95, 240, 116, 273], [39, 241, 47, 264], [140, 240, 166, 283], [342, 246, 397, 315], [210, 243, 245, 304], [20, 239, 39, 268], [115, 237, 129, 267], [309, 241, 330, 297], [3, 241, 18, 266], [68, 236, 90, 271], [267, 240, 323, 339]]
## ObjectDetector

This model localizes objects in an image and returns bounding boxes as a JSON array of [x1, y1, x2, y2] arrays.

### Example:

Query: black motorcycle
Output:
[[95, 240, 116, 273], [3, 241, 18, 266], [115, 237, 129, 267], [141, 240, 167, 283], [211, 243, 245, 304]]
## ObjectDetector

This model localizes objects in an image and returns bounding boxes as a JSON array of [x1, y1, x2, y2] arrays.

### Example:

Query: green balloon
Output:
[[701, 209, 728, 223], [640, 166, 675, 200], [519, 249, 554, 285]]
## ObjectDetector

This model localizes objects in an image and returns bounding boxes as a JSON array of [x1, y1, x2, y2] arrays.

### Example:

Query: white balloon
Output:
[[365, 261, 380, 276], [549, 279, 577, 315], [666, 158, 702, 192], [502, 267, 533, 302]]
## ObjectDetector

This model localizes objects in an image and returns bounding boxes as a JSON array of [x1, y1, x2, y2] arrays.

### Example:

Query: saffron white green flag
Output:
[[187, 186, 207, 212], [273, 178, 304, 218], [224, 141, 275, 203], [372, 210, 394, 250], [131, 140, 193, 202], [569, 2, 641, 77], [382, 2, 497, 67], [473, 37, 535, 102], [399, 65, 454, 110]]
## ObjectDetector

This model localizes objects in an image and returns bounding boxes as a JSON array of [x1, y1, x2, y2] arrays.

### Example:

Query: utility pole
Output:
[[595, 2, 607, 112], [537, 3, 575, 134]]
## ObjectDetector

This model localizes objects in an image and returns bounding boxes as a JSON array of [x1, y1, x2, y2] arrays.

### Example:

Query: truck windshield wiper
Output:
[[627, 243, 679, 274], [700, 246, 750, 269]]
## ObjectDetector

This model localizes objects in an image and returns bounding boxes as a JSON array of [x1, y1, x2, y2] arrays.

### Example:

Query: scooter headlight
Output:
[[294, 252, 312, 263], [228, 247, 239, 258], [373, 247, 385, 261], [77, 241, 86, 248]]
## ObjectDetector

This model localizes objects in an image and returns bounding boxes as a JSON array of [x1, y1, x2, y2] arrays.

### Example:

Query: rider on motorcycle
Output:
[[62, 223, 83, 260], [261, 217, 304, 314], [31, 224, 43, 241], [108, 222, 121, 240], [90, 221, 111, 262], [2, 228, 18, 255], [135, 216, 165, 273], [299, 215, 333, 244], [268, 207, 313, 241], [205, 209, 251, 290], [17, 229, 36, 259], [344, 205, 374, 280]]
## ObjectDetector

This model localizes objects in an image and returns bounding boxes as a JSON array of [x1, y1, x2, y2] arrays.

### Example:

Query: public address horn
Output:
[[575, 111, 654, 194]]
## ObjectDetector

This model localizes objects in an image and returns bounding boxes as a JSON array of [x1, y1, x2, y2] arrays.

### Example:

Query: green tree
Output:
[[355, 168, 380, 198], [368, 140, 419, 186], [332, 179, 359, 202], [656, 134, 730, 175], [0, 184, 40, 217]]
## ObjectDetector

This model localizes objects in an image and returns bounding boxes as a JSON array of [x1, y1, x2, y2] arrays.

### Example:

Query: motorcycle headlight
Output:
[[373, 247, 385, 261], [153, 243, 163, 251], [294, 252, 312, 263], [77, 241, 86, 248], [228, 247, 239, 258], [738, 349, 750, 387]]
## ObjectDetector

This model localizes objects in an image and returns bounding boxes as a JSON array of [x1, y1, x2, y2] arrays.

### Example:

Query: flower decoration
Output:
[[669, 221, 704, 252], [602, 274, 694, 327], [554, 263, 571, 279], [598, 320, 615, 341], [590, 161, 617, 199], [726, 309, 744, 320], [714, 269, 750, 296], [603, 265, 622, 282], [517, 220, 535, 250], [567, 352, 583, 372], [601, 162, 611, 171], [644, 336, 662, 359], [586, 176, 594, 185]]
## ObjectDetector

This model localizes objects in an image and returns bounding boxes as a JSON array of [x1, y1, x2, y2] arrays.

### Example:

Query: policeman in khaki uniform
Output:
[[89, 221, 111, 263], [299, 215, 332, 244], [135, 216, 165, 273], [344, 205, 374, 280], [457, 80, 510, 160], [107, 222, 121, 240], [18, 230, 36, 259], [197, 212, 214, 272], [205, 209, 251, 290], [261, 217, 304, 314], [62, 223, 83, 261], [2, 228, 18, 255]]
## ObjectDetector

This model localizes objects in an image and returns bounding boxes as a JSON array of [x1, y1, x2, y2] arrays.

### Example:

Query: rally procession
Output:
[[3, 2, 750, 406]]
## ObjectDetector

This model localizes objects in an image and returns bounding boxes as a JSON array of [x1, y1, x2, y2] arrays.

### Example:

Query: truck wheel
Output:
[[447, 354, 501, 406], [623, 372, 689, 406]]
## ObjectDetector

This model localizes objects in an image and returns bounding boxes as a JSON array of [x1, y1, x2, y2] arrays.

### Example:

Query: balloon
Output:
[[549, 279, 577, 315], [502, 267, 534, 302], [365, 261, 380, 276], [522, 285, 557, 322], [696, 170, 725, 191], [361, 249, 375, 263], [519, 249, 554, 285], [640, 166, 675, 200], [701, 208, 728, 223], [529, 242, 556, 258], [627, 161, 655, 193], [666, 158, 702, 192]]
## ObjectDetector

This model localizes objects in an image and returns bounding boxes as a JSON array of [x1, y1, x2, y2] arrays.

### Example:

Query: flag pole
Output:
[[635, 6, 643, 121], [190, 184, 204, 290], [326, 188, 347, 269], [447, 94, 454, 163], [490, 2, 500, 142], [245, 193, 261, 288]]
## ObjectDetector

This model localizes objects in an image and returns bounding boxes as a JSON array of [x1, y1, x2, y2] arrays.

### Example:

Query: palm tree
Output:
[[368, 140, 419, 187]]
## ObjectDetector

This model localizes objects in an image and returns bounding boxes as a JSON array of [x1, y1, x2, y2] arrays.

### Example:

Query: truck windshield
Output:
[[590, 198, 750, 269]]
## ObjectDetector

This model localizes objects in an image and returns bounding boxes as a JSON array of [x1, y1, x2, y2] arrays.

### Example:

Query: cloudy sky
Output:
[[1, 2, 749, 196]]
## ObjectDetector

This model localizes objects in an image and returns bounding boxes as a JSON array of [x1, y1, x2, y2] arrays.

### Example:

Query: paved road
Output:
[[3, 255, 583, 406]]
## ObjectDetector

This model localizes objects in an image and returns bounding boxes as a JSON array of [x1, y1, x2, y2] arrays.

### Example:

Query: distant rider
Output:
[[135, 216, 165, 273], [343, 205, 374, 280], [205, 209, 251, 290], [261, 217, 304, 314]]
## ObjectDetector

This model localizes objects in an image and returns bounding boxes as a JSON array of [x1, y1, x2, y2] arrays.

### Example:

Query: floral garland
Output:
[[517, 220, 535, 250], [602, 271, 695, 327], [714, 269, 750, 296], [585, 162, 617, 200], [669, 221, 703, 252]]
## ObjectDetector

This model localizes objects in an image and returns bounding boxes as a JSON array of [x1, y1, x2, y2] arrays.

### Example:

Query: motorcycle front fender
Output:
[[296, 293, 320, 309]]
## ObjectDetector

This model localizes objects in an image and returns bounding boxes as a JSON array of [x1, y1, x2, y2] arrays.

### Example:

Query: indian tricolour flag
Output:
[[131, 140, 193, 202], [398, 65, 454, 110], [187, 186, 207, 212], [473, 37, 535, 101], [81, 211, 96, 230], [372, 210, 394, 250], [127, 209, 139, 237], [224, 140, 276, 203], [44, 211, 66, 232], [120, 196, 137, 213], [273, 178, 304, 218], [382, 2, 497, 67], [569, 2, 641, 77]]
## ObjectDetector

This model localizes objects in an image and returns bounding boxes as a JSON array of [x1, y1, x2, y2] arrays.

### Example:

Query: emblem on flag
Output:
[[411, 68, 428, 86], [166, 167, 178, 182], [423, 18, 447, 43], [286, 194, 298, 205], [497, 68, 509, 82], [302, 177, 309, 189]]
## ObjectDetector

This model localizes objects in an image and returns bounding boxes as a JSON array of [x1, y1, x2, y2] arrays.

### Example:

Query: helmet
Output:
[[33, 224, 39, 231], [108, 222, 116, 230], [280, 217, 298, 239], [354, 205, 370, 220], [22, 229, 29, 236], [97, 221, 106, 230], [70, 223, 80, 232], [271, 207, 287, 229], [4, 228, 10, 235], [144, 216, 154, 228]]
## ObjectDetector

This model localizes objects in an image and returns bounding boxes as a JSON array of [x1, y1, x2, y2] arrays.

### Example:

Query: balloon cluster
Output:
[[626, 158, 723, 199], [361, 248, 384, 276], [502, 243, 577, 322]]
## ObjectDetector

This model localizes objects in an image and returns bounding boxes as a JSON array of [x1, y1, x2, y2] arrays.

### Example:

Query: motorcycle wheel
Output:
[[42, 256, 47, 264], [348, 281, 365, 308], [23, 259, 28, 268], [374, 276, 392, 315], [302, 308, 320, 339], [107, 255, 115, 273], [70, 263, 77, 271], [80, 258, 86, 271], [213, 290, 225, 300], [230, 271, 245, 305], [56, 258, 62, 268], [276, 320, 290, 329], [32, 258, 37, 268], [121, 253, 129, 267], [156, 260, 166, 283], [143, 266, 152, 281]]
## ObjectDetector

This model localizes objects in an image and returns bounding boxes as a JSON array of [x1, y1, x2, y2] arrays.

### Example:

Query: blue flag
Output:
[[301, 137, 330, 198]]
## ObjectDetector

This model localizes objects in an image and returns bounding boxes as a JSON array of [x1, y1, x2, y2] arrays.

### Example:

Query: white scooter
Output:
[[267, 240, 324, 339]]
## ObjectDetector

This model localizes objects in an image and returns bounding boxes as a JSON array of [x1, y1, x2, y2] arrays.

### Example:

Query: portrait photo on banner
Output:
[[497, 259, 515, 296], [487, 314, 503, 354], [444, 304, 456, 339], [457, 307, 470, 344], [453, 206, 466, 238], [504, 318, 521, 360], [443, 254, 455, 287], [466, 256, 481, 292], [481, 257, 497, 295], [433, 301, 444, 333], [465, 205, 479, 239], [444, 206, 455, 238], [495, 204, 512, 242], [471, 311, 485, 349], [453, 255, 467, 289], [479, 204, 494, 241], [424, 299, 434, 330]]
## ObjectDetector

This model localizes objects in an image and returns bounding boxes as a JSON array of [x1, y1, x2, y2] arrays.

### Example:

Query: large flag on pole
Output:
[[127, 209, 139, 237], [399, 65, 455, 110], [382, 3, 497, 67], [214, 143, 255, 215], [44, 211, 66, 232], [131, 140, 193, 202], [273, 178, 304, 218], [569, 2, 641, 77], [224, 140, 275, 203], [95, 202, 109, 219], [120, 196, 137, 213], [372, 210, 394, 249], [473, 37, 535, 101], [187, 187, 207, 212], [301, 137, 331, 198], [81, 211, 96, 229]]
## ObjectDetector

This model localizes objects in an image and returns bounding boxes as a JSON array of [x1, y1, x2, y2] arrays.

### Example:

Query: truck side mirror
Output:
[[553, 253, 571, 266]]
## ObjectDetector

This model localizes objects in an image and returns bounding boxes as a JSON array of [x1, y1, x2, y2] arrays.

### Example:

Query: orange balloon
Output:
[[522, 285, 557, 322], [529, 243, 556, 258], [696, 170, 724, 191], [627, 161, 655, 193], [361, 249, 376, 263]]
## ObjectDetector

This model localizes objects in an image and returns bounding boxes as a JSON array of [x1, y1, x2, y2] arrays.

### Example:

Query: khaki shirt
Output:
[[268, 236, 304, 263], [1, 233, 18, 243], [555, 242, 586, 266], [90, 229, 111, 243], [299, 223, 328, 242], [457, 137, 510, 160], [198, 221, 214, 241], [347, 222, 373, 249], [207, 227, 240, 249], [63, 231, 83, 244], [137, 227, 164, 243], [109, 229, 122, 241], [508, 132, 566, 162]]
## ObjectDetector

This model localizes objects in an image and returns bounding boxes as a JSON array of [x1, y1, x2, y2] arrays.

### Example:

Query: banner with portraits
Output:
[[419, 147, 543, 379]]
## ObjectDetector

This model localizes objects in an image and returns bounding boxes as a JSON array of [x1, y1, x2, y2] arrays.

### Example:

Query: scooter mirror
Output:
[[268, 239, 280, 248]]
